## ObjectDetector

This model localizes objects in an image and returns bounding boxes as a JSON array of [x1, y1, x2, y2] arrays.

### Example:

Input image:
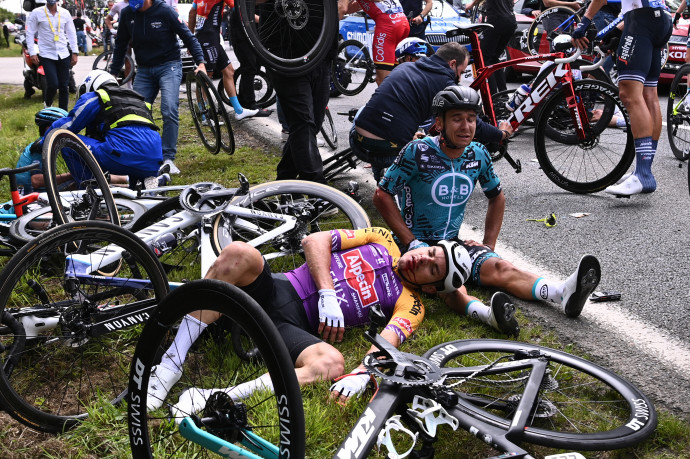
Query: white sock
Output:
[[160, 314, 207, 372], [466, 300, 492, 326], [532, 278, 564, 303], [224, 373, 274, 400]]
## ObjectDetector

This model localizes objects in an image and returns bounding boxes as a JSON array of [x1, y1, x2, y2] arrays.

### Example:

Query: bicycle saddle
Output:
[[446, 23, 493, 38]]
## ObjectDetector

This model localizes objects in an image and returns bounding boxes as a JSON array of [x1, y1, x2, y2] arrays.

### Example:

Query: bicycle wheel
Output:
[[236, 0, 338, 77], [534, 79, 634, 193], [323, 147, 362, 182], [331, 39, 374, 97], [224, 67, 276, 109], [199, 73, 236, 155], [212, 180, 370, 272], [0, 221, 169, 433], [667, 63, 690, 161], [423, 339, 657, 450], [42, 129, 120, 227], [526, 7, 578, 56], [128, 279, 305, 458], [8, 198, 147, 245], [320, 106, 338, 150], [92, 50, 135, 85], [186, 72, 221, 154]]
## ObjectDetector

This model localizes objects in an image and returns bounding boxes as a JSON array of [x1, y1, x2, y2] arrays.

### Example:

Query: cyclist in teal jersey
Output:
[[375, 85, 602, 336]]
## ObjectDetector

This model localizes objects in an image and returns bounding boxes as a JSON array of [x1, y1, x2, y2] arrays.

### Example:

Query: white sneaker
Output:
[[146, 365, 183, 411], [604, 175, 643, 197], [143, 176, 158, 190], [162, 159, 180, 175], [234, 108, 259, 121], [171, 387, 213, 424], [317, 138, 326, 147], [561, 255, 601, 318]]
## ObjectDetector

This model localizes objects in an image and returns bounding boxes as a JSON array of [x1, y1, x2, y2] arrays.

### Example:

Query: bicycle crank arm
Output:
[[178, 416, 279, 459]]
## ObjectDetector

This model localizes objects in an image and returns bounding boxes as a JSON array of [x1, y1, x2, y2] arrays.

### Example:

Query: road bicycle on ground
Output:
[[127, 291, 657, 458], [453, 23, 634, 193], [666, 62, 690, 161], [0, 140, 369, 433]]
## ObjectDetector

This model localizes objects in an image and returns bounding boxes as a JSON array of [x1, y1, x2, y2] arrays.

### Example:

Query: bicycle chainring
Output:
[[179, 182, 230, 216], [364, 351, 442, 386]]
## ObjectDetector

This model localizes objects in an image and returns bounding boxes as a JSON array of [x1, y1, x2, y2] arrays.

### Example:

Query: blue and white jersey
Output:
[[378, 136, 502, 242], [621, 0, 664, 14]]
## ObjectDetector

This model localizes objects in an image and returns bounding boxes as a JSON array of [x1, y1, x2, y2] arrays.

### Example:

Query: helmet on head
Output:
[[78, 70, 117, 97], [395, 37, 429, 62], [34, 107, 68, 127], [435, 240, 471, 293], [431, 85, 481, 117]]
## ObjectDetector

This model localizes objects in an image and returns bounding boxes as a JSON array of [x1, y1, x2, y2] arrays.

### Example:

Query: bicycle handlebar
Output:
[[578, 47, 606, 72], [0, 161, 40, 178], [554, 47, 582, 64]]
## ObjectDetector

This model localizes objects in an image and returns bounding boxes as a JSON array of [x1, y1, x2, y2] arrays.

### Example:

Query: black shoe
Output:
[[489, 292, 520, 337], [254, 108, 273, 117], [562, 255, 601, 318]]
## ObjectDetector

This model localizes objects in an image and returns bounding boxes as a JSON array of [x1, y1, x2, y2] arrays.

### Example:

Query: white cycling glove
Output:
[[408, 239, 429, 251], [318, 289, 344, 329], [330, 371, 371, 399]]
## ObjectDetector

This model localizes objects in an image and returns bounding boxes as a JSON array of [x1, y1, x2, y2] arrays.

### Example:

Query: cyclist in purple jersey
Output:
[[144, 227, 476, 411], [375, 86, 602, 337]]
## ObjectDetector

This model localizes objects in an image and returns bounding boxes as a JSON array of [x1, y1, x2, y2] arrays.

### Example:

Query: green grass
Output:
[[1, 84, 689, 458]]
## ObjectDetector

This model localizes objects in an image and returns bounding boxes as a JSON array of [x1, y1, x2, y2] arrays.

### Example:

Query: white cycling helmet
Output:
[[78, 70, 117, 97], [435, 240, 472, 293], [395, 37, 430, 62]]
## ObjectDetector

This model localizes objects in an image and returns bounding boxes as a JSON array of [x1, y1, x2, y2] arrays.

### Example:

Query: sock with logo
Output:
[[159, 314, 207, 372], [466, 300, 491, 325], [532, 277, 564, 303], [632, 136, 656, 192], [229, 96, 244, 114]]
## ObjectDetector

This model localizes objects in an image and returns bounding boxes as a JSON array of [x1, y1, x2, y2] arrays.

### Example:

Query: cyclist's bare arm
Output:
[[188, 6, 197, 32], [482, 190, 505, 252], [340, 0, 362, 17]]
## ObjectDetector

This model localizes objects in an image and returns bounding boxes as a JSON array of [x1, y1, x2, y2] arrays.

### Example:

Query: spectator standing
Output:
[[229, 6, 269, 113], [3, 23, 9, 47], [400, 0, 433, 39], [25, 0, 78, 111], [102, 0, 115, 52], [73, 10, 87, 55], [464, 0, 516, 93], [110, 0, 207, 175]]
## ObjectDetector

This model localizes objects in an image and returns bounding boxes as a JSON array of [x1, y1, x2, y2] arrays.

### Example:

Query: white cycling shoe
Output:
[[146, 365, 182, 411], [604, 175, 644, 197], [171, 387, 214, 424], [561, 255, 601, 318], [234, 108, 259, 121]]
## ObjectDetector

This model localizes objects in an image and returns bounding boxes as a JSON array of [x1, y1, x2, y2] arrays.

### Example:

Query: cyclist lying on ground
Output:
[[145, 227, 473, 413], [38, 70, 169, 189], [351, 42, 514, 181], [374, 86, 601, 336]]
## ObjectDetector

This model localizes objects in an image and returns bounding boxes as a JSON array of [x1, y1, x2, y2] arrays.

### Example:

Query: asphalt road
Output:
[[2, 53, 690, 420]]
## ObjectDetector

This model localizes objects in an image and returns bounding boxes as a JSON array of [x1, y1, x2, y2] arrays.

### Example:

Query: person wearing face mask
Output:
[[350, 42, 513, 182], [109, 0, 206, 176]]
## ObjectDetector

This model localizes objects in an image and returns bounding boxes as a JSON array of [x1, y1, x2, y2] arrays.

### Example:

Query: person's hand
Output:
[[498, 120, 514, 139], [413, 15, 423, 25], [317, 289, 344, 343], [329, 372, 371, 405], [413, 131, 426, 140], [194, 62, 207, 75], [408, 239, 428, 251], [462, 239, 484, 247], [71, 53, 78, 67], [30, 54, 39, 66], [532, 9, 541, 17], [570, 16, 591, 49]]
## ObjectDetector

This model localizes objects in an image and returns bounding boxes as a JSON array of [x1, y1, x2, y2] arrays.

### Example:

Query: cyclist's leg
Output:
[[371, 13, 409, 85], [480, 16, 517, 93]]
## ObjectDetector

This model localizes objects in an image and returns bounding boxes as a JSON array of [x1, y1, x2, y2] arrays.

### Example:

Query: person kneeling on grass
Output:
[[146, 227, 473, 414]]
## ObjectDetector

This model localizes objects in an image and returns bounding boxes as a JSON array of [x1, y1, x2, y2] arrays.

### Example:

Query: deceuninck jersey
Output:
[[284, 227, 424, 345], [379, 136, 502, 242]]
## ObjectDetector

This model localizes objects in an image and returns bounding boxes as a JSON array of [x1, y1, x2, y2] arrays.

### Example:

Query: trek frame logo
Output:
[[511, 62, 569, 124], [342, 249, 379, 307]]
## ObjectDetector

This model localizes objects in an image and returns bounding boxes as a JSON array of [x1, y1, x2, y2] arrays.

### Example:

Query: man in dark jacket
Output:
[[351, 42, 513, 181], [110, 0, 206, 175]]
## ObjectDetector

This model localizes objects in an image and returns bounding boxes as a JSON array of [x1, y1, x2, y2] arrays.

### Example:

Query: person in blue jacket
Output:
[[350, 42, 514, 181], [110, 0, 207, 175], [43, 69, 165, 189]]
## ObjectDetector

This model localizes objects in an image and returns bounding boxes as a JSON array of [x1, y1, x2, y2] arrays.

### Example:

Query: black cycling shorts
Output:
[[197, 31, 231, 75], [240, 261, 321, 363]]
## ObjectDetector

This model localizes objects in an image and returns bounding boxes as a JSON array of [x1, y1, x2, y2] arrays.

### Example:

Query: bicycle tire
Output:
[[323, 147, 361, 182], [526, 6, 579, 56], [92, 50, 135, 85], [320, 106, 338, 149], [667, 63, 690, 161], [0, 221, 169, 433], [42, 129, 121, 227], [236, 0, 338, 77], [186, 72, 221, 154], [128, 279, 305, 458], [331, 39, 373, 97], [224, 67, 276, 109], [534, 79, 634, 193], [198, 72, 236, 154], [422, 339, 657, 450], [8, 198, 147, 245], [212, 180, 370, 272]]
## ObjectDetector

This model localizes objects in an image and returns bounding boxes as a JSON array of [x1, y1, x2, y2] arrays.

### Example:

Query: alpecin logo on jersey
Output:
[[343, 229, 356, 239], [343, 249, 379, 307]]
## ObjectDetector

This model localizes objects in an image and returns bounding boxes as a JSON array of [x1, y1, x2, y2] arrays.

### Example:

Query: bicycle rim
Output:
[[233, 68, 276, 109], [320, 107, 338, 149], [534, 79, 634, 193], [423, 339, 657, 450], [128, 279, 305, 458], [186, 72, 221, 154], [42, 129, 120, 227], [237, 0, 338, 77], [667, 64, 690, 161], [332, 40, 373, 96], [0, 221, 169, 433], [213, 180, 370, 272]]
